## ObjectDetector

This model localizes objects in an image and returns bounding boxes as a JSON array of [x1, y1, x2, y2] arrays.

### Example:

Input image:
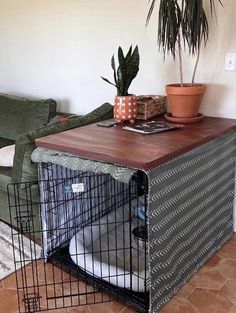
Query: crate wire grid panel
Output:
[[8, 164, 149, 313]]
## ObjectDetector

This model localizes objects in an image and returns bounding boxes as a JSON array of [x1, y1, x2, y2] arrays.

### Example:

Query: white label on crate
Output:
[[72, 183, 85, 193]]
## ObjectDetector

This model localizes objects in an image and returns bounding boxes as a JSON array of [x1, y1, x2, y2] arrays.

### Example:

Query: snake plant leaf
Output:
[[117, 65, 126, 96], [125, 46, 133, 59], [118, 47, 127, 92], [100, 76, 117, 88], [118, 46, 126, 66], [111, 54, 116, 71], [101, 45, 140, 96], [111, 55, 118, 86], [125, 46, 140, 90], [125, 46, 133, 71], [116, 66, 125, 96]]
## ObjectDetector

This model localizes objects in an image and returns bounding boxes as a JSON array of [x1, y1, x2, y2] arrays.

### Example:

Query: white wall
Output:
[[0, 0, 235, 117]]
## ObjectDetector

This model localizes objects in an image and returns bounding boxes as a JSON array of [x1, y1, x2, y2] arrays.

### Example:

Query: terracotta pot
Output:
[[114, 95, 137, 123], [165, 84, 207, 118]]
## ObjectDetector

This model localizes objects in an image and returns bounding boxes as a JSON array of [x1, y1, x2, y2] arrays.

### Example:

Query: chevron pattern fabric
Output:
[[147, 131, 236, 312], [32, 147, 136, 184]]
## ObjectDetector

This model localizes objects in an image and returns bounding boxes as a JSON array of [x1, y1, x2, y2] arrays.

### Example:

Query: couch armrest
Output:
[[12, 103, 113, 183]]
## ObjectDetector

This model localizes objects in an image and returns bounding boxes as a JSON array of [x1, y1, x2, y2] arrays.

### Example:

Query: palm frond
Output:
[[145, 0, 223, 82], [146, 0, 156, 25], [158, 0, 182, 59]]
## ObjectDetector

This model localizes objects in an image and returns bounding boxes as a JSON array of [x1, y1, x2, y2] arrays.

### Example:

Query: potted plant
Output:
[[101, 45, 140, 123], [146, 0, 223, 121]]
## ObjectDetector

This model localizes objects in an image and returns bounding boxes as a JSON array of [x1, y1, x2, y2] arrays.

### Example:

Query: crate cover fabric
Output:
[[32, 147, 136, 184], [33, 131, 236, 312], [147, 131, 236, 312], [38, 164, 135, 259]]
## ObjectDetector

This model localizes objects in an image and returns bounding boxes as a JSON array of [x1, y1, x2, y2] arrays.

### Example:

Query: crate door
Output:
[[8, 167, 149, 313]]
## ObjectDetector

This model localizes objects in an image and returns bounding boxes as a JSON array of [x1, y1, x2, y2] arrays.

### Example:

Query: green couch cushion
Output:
[[0, 137, 15, 149], [0, 93, 57, 141], [12, 102, 113, 183]]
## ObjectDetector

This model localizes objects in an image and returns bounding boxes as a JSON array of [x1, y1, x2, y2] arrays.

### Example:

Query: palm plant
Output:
[[146, 0, 223, 86], [101, 45, 140, 96]]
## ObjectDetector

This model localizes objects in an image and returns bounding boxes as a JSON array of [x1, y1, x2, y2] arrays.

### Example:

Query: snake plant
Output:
[[146, 0, 223, 85], [101, 45, 140, 96]]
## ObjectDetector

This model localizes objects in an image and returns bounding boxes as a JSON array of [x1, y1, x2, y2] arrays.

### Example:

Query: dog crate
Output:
[[8, 162, 150, 313], [9, 131, 236, 313]]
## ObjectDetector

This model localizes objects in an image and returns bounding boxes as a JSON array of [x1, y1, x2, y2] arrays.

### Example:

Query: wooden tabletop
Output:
[[36, 117, 236, 171]]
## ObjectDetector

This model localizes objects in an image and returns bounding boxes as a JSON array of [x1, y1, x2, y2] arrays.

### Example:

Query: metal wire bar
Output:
[[9, 163, 149, 313]]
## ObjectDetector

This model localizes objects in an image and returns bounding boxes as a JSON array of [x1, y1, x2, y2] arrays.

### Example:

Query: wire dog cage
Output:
[[8, 162, 149, 313]]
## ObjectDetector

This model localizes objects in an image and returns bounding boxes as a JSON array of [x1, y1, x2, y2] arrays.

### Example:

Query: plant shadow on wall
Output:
[[101, 45, 140, 124], [146, 0, 223, 121]]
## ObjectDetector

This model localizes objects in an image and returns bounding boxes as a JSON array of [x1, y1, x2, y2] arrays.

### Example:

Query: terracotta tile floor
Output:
[[1, 235, 236, 313]]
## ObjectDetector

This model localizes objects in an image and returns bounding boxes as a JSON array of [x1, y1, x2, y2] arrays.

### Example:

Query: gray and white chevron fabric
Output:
[[146, 131, 236, 312], [32, 147, 136, 184]]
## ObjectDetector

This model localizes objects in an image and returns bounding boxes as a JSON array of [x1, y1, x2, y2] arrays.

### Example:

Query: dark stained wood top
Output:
[[36, 116, 236, 171]]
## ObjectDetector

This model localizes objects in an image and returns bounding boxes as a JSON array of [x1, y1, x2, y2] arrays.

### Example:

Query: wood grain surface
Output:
[[36, 117, 236, 170]]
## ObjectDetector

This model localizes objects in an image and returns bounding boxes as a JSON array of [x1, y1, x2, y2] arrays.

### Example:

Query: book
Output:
[[123, 120, 184, 134]]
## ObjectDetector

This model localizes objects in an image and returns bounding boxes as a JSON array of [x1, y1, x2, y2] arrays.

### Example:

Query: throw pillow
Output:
[[0, 93, 57, 140]]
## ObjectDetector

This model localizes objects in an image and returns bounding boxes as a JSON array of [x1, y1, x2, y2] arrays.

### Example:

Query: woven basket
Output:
[[136, 95, 167, 120]]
